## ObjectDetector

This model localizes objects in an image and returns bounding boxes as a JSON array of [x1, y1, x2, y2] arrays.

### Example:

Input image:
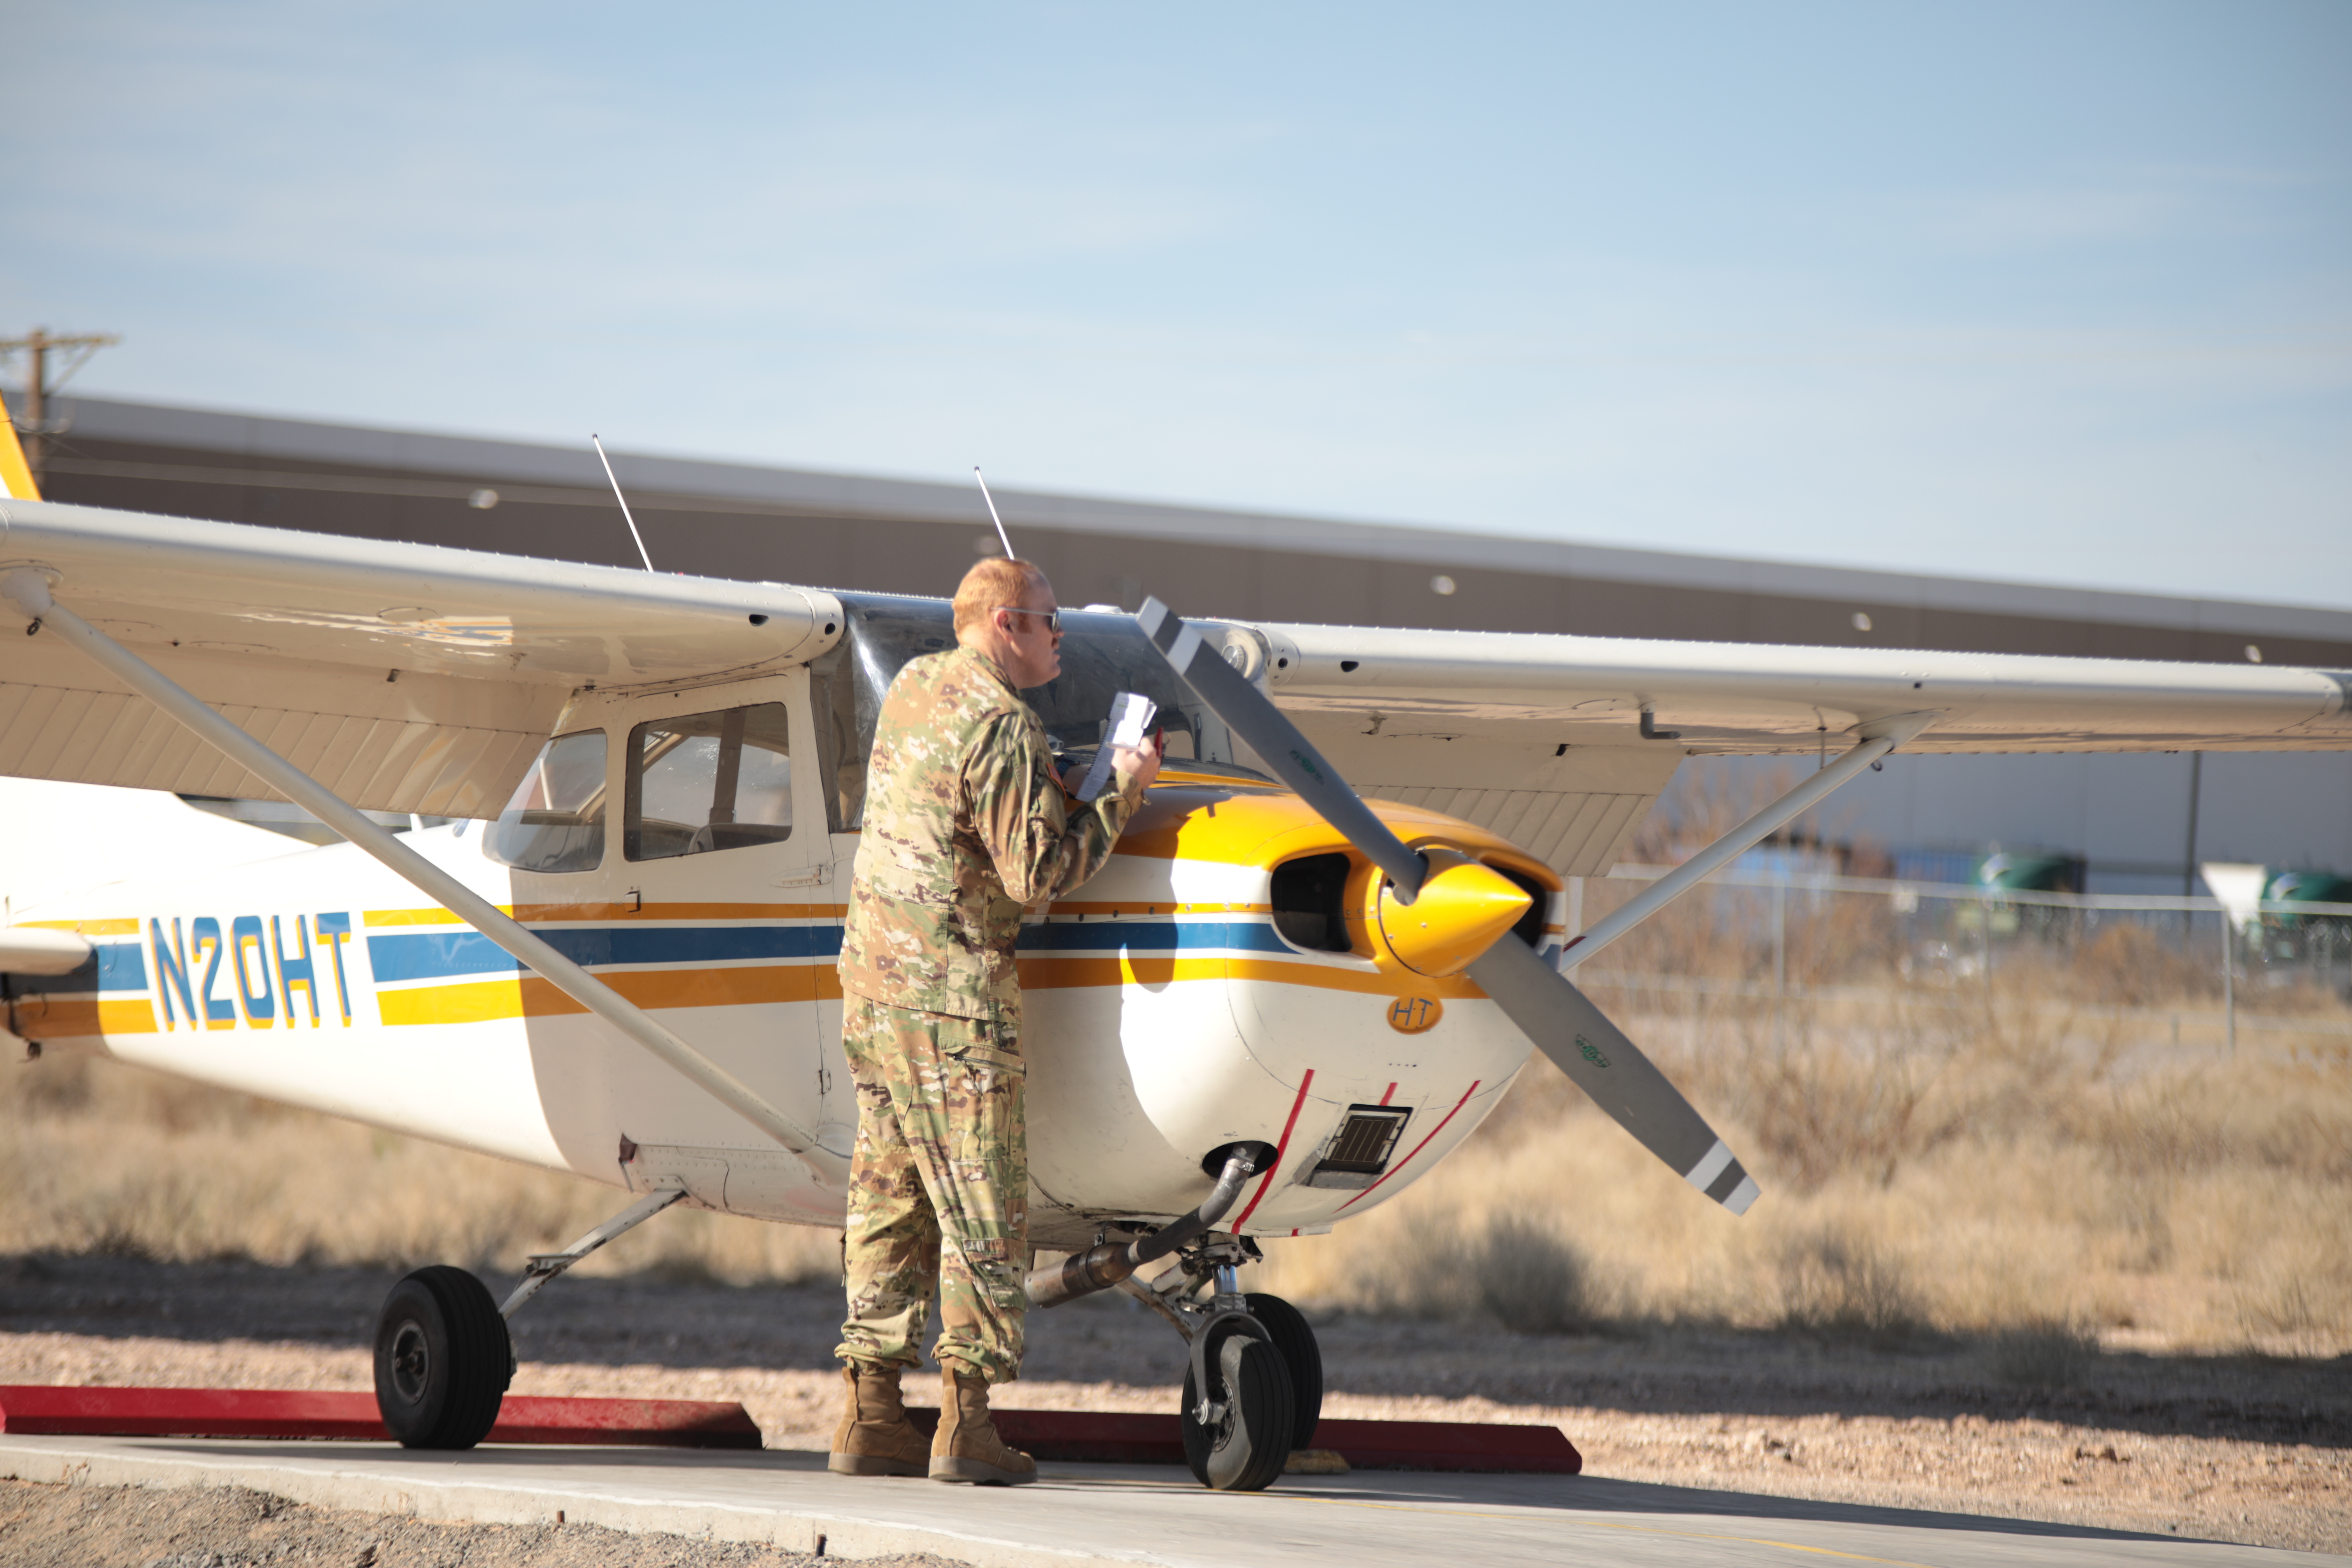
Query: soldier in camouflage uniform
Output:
[[831, 557, 1162, 1485]]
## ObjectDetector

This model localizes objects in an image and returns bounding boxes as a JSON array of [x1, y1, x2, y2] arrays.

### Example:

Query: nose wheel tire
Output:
[[1180, 1325, 1296, 1492], [1245, 1292, 1324, 1450], [373, 1265, 512, 1449]]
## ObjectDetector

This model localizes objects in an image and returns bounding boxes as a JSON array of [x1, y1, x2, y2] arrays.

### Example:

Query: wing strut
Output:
[[0, 568, 847, 1189], [1561, 710, 1938, 970]]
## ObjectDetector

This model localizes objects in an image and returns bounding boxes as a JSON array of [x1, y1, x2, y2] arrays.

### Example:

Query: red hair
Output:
[[952, 556, 1047, 639]]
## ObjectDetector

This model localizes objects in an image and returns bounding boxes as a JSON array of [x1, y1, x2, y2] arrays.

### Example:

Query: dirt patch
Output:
[[1, 1257, 2345, 1556], [0, 1478, 968, 1568]]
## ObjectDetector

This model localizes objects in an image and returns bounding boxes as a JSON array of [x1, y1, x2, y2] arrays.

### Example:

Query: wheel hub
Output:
[[389, 1322, 431, 1404]]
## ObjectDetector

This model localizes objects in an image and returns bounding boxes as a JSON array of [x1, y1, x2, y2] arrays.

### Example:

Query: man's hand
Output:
[[1111, 731, 1166, 797]]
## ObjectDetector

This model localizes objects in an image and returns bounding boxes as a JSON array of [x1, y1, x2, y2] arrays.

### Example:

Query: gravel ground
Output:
[[2, 1255, 2345, 1558], [0, 1478, 969, 1568]]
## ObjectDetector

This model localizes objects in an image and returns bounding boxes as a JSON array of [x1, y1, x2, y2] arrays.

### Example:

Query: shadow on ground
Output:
[[4, 1252, 2345, 1450]]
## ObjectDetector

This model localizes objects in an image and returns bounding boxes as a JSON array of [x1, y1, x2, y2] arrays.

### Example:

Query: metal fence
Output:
[[1566, 863, 2352, 1052]]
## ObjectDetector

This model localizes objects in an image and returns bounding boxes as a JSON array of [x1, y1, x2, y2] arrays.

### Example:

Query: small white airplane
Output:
[[2, 417, 2346, 1489]]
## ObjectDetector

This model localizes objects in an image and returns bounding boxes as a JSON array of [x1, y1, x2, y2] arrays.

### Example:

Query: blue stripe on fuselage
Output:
[[365, 923, 840, 983], [363, 917, 1292, 983], [1015, 920, 1291, 955]]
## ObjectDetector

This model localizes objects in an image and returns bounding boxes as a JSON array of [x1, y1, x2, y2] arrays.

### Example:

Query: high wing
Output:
[[2, 496, 2345, 825], [1247, 621, 2352, 754], [0, 498, 841, 816], [1218, 617, 2351, 880]]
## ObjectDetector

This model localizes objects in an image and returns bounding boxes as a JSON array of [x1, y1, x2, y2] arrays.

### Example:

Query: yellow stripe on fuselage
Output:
[[377, 962, 842, 1026], [375, 944, 1486, 1028], [1018, 954, 1490, 999], [12, 997, 160, 1036]]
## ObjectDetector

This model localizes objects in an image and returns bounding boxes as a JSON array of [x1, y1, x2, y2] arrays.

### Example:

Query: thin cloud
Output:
[[1907, 163, 2332, 251]]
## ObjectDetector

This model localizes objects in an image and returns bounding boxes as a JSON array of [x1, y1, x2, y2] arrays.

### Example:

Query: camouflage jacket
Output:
[[838, 644, 1142, 1023]]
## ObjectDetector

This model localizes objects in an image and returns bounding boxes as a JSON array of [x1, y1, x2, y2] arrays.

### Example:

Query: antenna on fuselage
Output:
[[972, 467, 1017, 561], [592, 434, 657, 572]]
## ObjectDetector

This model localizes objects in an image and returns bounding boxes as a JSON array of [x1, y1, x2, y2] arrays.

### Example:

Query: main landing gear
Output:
[[371, 1186, 687, 1449], [374, 1266, 511, 1448], [1119, 1234, 1324, 1492]]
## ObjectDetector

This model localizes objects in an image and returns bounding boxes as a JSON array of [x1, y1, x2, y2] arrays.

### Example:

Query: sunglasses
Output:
[[993, 605, 1063, 634]]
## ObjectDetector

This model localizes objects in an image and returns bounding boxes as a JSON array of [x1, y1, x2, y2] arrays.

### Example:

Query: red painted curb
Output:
[[0, 1387, 761, 1449], [0, 1386, 1580, 1472], [1309, 1416, 1581, 1474], [906, 1407, 1581, 1473]]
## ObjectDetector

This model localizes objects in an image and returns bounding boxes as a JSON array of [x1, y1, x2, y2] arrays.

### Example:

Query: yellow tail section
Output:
[[0, 386, 37, 500]]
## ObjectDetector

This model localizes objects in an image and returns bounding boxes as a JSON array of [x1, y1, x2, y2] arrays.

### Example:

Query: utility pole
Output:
[[1, 327, 121, 492]]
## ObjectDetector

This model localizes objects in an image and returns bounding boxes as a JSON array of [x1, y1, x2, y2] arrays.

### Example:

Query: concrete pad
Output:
[[0, 1434, 2334, 1568]]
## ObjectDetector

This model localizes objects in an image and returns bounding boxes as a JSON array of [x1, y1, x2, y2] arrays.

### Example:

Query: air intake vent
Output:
[[1302, 1105, 1412, 1190], [1271, 852, 1353, 953]]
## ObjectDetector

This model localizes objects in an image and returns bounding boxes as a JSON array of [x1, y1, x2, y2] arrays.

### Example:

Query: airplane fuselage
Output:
[[7, 769, 1554, 1250]]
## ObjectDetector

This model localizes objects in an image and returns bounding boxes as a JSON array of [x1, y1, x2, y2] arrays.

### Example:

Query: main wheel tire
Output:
[[373, 1265, 512, 1450], [1245, 1292, 1324, 1451], [1179, 1327, 1296, 1492]]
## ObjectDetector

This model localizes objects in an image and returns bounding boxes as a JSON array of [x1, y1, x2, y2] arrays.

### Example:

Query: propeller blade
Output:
[[1138, 597, 1755, 1213], [1138, 597, 1428, 899], [1468, 935, 1760, 1214]]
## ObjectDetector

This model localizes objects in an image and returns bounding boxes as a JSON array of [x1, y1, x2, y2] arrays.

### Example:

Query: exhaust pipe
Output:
[[1025, 1144, 1268, 1309]]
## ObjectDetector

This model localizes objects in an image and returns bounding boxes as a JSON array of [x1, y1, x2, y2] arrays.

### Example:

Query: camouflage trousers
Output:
[[834, 995, 1030, 1385]]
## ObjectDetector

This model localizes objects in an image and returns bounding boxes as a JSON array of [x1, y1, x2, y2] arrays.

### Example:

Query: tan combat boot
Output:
[[828, 1362, 930, 1477], [928, 1364, 1037, 1485]]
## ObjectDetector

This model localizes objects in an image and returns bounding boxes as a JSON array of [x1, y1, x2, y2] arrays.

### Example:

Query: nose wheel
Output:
[[1175, 1290, 1324, 1491], [372, 1265, 512, 1449], [1180, 1321, 1295, 1491]]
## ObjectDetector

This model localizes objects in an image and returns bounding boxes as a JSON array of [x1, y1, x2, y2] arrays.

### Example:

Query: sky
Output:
[[8, 2, 2348, 607]]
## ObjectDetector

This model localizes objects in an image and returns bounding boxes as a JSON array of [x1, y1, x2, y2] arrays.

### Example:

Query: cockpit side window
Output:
[[485, 729, 608, 873], [624, 702, 794, 861]]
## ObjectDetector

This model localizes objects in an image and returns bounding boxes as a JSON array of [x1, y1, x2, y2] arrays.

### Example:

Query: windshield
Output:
[[808, 592, 1268, 832]]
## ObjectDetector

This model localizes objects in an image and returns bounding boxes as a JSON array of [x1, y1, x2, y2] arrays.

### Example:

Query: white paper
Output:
[[1076, 691, 1157, 803]]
